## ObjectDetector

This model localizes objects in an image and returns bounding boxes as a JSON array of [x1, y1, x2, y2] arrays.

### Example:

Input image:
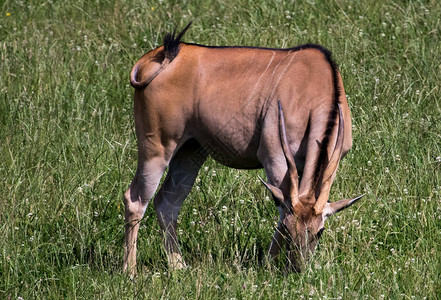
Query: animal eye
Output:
[[316, 228, 325, 239]]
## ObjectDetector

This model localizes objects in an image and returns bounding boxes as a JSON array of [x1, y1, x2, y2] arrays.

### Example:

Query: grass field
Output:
[[1, 0, 440, 298]]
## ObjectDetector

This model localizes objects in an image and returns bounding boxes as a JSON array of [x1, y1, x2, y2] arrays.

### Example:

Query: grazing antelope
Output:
[[123, 22, 364, 275]]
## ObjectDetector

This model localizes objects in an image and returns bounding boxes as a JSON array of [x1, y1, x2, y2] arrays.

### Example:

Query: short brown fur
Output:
[[123, 24, 364, 275]]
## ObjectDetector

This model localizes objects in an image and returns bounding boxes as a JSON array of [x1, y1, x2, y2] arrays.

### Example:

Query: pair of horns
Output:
[[261, 100, 364, 215]]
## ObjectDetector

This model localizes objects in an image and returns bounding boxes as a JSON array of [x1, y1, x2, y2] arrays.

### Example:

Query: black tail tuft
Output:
[[163, 22, 192, 61]]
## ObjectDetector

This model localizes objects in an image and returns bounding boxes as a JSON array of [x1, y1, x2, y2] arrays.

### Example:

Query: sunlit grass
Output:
[[1, 0, 440, 298]]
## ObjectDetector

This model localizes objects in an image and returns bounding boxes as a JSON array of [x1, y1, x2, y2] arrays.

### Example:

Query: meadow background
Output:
[[1, 0, 440, 298]]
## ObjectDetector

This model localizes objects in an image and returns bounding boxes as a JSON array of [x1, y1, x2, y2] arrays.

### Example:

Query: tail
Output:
[[163, 21, 192, 61], [130, 22, 192, 89]]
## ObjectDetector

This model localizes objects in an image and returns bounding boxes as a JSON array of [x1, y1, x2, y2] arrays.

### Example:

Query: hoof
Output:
[[168, 252, 187, 270]]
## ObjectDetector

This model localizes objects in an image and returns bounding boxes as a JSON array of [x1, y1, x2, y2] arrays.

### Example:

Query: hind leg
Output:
[[153, 139, 206, 269], [123, 155, 170, 276]]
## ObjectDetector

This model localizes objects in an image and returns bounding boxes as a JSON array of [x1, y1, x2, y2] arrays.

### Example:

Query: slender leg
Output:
[[153, 139, 206, 269], [269, 222, 285, 258], [123, 156, 169, 276], [258, 144, 289, 260]]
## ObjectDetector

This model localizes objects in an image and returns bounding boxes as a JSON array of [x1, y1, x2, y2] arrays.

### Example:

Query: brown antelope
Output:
[[123, 22, 364, 275]]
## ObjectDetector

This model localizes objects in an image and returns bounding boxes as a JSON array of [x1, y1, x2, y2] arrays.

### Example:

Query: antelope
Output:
[[123, 22, 364, 275]]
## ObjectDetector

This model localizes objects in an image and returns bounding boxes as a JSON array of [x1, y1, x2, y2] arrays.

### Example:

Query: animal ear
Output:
[[258, 175, 284, 206], [322, 194, 366, 218]]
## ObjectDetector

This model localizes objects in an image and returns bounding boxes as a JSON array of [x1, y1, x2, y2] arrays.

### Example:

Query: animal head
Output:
[[260, 101, 364, 271]]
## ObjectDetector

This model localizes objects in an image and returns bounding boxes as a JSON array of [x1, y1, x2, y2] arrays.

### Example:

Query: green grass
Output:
[[1, 0, 440, 298]]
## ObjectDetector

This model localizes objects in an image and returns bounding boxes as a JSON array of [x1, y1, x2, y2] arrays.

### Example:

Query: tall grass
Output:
[[1, 0, 440, 298]]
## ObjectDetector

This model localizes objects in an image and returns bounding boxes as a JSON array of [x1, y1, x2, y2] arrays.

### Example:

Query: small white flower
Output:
[[222, 205, 228, 212]]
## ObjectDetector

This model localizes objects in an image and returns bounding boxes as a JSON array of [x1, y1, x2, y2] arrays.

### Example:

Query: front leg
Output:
[[268, 222, 284, 259]]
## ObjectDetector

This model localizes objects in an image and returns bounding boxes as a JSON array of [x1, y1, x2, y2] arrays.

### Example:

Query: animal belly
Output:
[[210, 147, 262, 169], [195, 92, 267, 169], [208, 139, 262, 169], [194, 124, 262, 169]]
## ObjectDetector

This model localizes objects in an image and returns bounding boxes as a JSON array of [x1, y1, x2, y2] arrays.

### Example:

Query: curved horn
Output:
[[314, 103, 345, 215], [278, 101, 300, 209]]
